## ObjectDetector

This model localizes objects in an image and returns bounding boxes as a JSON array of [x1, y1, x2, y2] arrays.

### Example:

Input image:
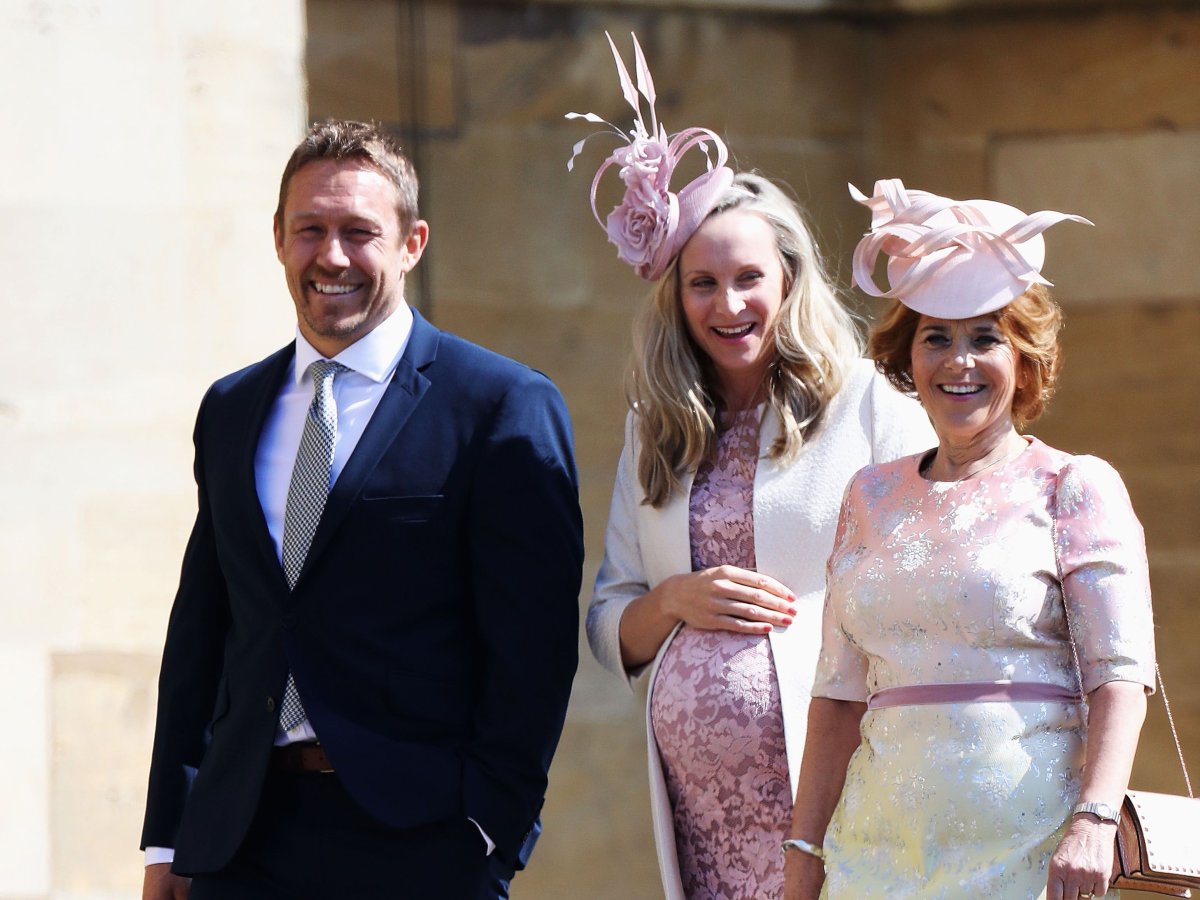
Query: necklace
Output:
[[921, 439, 1027, 483]]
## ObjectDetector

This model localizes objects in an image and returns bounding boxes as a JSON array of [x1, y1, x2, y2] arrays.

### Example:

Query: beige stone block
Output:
[[3, 210, 187, 384], [1129, 555, 1200, 795], [79, 490, 197, 649], [879, 9, 1200, 139], [0, 505, 79, 648], [423, 126, 632, 311], [306, 0, 403, 123], [512, 714, 661, 899], [177, 0, 304, 49], [0, 649, 50, 895], [1036, 303, 1200, 469], [181, 40, 306, 208], [51, 652, 158, 894], [456, 15, 581, 128], [0, 0, 302, 211], [174, 208, 298, 370], [0, 0, 187, 208], [1, 426, 199, 650], [872, 138, 989, 205], [430, 293, 632, 386], [0, 0, 302, 896], [4, 194, 290, 400], [1119, 465, 1200, 555], [707, 19, 867, 139], [994, 131, 1200, 304], [419, 4, 461, 132], [462, 15, 866, 139], [306, 0, 457, 130]]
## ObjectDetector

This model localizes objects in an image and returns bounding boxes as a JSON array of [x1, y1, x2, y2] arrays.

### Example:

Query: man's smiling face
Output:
[[274, 159, 426, 357]]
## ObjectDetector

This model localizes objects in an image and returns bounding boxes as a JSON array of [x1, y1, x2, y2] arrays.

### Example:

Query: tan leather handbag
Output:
[[1109, 779, 1200, 897]]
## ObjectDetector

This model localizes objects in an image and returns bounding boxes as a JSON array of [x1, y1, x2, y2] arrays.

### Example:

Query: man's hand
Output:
[[143, 863, 190, 900]]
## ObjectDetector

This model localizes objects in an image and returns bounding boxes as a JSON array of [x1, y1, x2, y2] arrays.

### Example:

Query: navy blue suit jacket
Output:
[[141, 310, 583, 873]]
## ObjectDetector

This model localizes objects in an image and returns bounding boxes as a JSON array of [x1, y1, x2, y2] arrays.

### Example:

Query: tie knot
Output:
[[308, 359, 346, 387]]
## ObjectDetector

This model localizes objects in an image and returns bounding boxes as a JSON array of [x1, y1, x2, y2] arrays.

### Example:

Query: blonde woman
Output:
[[570, 35, 933, 900]]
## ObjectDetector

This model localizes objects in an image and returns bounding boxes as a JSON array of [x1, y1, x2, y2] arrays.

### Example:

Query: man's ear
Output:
[[400, 220, 429, 274], [273, 214, 285, 264]]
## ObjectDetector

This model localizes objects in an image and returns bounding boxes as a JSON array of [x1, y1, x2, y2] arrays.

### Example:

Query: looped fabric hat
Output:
[[849, 178, 1093, 319], [566, 32, 734, 282]]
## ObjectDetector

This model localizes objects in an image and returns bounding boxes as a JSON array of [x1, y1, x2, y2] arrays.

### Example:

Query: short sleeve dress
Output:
[[813, 437, 1156, 899]]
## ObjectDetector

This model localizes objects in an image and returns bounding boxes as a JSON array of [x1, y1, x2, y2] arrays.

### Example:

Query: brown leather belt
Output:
[[271, 742, 334, 774]]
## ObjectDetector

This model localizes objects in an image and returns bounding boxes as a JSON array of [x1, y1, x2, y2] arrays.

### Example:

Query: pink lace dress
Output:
[[650, 408, 791, 899]]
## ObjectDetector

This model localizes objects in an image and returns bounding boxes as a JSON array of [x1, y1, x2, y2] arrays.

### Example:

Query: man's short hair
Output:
[[275, 119, 420, 235]]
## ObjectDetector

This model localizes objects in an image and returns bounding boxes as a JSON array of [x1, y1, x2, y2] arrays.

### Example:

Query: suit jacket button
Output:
[[266, 696, 276, 712]]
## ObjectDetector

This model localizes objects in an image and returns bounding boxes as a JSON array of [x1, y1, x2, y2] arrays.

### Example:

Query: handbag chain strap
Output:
[[1153, 661, 1194, 797], [1051, 471, 1194, 799]]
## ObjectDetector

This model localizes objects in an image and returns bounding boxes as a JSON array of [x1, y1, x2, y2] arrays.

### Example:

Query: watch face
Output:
[[1075, 801, 1120, 823]]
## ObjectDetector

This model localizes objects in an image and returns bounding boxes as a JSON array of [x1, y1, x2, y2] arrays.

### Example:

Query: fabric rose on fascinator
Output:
[[567, 32, 734, 281]]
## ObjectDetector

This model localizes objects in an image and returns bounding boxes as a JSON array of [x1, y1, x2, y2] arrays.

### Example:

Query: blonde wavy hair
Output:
[[628, 173, 863, 507]]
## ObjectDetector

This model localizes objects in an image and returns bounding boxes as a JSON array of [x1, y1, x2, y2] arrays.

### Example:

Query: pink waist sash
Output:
[[868, 680, 1083, 710]]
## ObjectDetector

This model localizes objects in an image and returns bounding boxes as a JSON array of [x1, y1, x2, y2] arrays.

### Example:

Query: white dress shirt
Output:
[[257, 304, 413, 745]]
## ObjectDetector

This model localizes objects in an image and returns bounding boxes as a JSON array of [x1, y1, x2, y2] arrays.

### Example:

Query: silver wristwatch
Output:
[[1072, 800, 1121, 824]]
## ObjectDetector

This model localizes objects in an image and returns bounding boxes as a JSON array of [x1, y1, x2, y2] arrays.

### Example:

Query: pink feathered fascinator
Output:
[[566, 32, 734, 282], [849, 178, 1093, 319]]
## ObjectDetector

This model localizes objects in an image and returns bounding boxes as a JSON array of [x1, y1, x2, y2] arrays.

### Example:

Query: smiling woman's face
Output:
[[678, 209, 786, 410], [910, 313, 1024, 448]]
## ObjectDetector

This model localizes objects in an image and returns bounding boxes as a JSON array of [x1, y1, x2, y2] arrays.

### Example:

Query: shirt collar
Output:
[[292, 302, 414, 385]]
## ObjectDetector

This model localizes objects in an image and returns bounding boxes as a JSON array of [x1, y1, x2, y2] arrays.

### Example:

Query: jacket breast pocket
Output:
[[360, 494, 445, 523]]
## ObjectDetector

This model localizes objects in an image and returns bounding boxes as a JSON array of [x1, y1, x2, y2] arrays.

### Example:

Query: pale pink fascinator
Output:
[[566, 32, 734, 282], [849, 178, 1093, 319]]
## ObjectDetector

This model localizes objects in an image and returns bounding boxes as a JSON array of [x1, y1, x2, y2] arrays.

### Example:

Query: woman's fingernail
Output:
[[787, 607, 798, 617], [781, 617, 794, 626]]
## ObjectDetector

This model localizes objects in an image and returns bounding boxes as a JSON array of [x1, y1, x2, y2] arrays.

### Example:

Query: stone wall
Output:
[[0, 1, 305, 896], [303, 4, 1199, 898]]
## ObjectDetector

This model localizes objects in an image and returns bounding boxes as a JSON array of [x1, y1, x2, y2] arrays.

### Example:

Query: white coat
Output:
[[587, 359, 934, 899]]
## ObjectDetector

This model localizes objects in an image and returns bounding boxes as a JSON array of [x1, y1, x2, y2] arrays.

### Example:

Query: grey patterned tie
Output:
[[278, 359, 346, 732]]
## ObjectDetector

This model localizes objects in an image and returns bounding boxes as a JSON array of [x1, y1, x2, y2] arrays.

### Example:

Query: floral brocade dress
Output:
[[650, 408, 792, 900], [813, 438, 1156, 899]]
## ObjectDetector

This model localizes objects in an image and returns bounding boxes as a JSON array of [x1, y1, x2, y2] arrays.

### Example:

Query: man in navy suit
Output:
[[141, 119, 583, 899]]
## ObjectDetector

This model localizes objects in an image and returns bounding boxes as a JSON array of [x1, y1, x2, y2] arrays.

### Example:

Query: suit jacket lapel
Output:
[[240, 344, 297, 597], [294, 310, 440, 586]]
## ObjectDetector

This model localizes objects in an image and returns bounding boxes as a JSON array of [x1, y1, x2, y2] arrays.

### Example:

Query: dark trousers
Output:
[[187, 771, 515, 900]]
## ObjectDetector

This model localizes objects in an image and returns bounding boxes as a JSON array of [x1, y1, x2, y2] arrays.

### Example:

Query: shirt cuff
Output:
[[467, 818, 496, 856], [145, 847, 174, 867], [148, 823, 491, 863]]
